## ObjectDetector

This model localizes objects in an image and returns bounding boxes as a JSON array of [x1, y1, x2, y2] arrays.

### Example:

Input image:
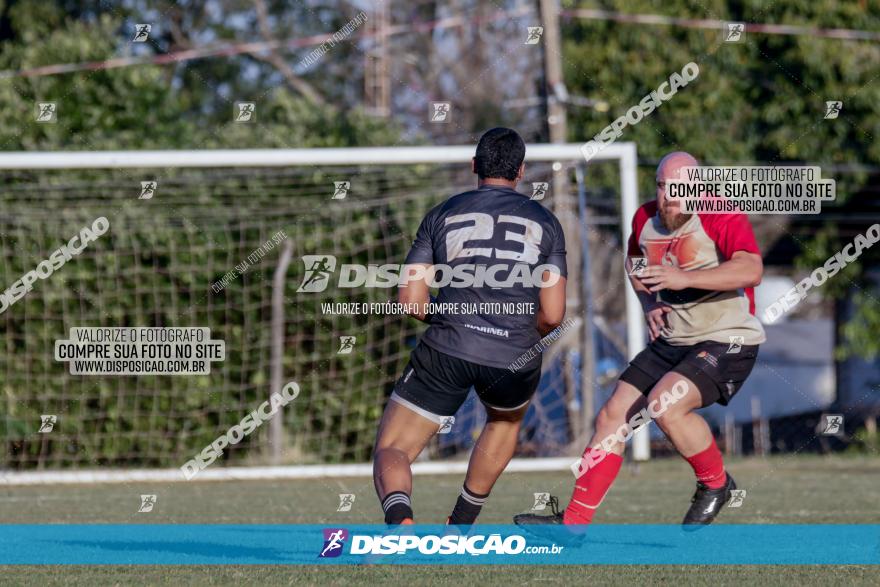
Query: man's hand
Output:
[[645, 303, 673, 341], [639, 265, 691, 292]]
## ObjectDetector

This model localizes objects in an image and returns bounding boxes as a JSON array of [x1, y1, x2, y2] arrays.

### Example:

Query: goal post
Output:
[[0, 142, 646, 483]]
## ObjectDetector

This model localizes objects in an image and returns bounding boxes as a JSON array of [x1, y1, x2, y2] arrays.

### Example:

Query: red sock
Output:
[[684, 438, 727, 489], [563, 448, 623, 525]]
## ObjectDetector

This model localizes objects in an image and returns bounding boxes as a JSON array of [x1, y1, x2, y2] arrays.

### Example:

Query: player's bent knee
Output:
[[645, 375, 699, 421], [651, 409, 675, 431], [650, 398, 691, 432], [373, 445, 405, 459], [373, 445, 411, 467], [587, 410, 627, 454], [594, 407, 612, 432], [595, 404, 627, 436], [485, 402, 529, 423]]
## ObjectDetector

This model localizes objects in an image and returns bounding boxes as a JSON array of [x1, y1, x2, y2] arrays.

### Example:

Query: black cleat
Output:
[[513, 495, 564, 525], [513, 496, 587, 545], [681, 473, 737, 530]]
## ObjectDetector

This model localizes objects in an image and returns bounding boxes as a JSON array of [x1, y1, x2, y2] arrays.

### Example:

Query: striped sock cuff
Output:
[[382, 491, 411, 512], [459, 484, 489, 506]]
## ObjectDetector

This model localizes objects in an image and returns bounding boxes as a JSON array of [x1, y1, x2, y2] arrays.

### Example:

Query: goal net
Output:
[[0, 144, 642, 479]]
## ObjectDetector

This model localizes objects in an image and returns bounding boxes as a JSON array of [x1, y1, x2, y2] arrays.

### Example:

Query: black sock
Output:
[[448, 484, 489, 525], [382, 491, 413, 524]]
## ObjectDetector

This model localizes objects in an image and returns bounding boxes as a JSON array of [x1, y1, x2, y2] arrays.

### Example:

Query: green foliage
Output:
[[0, 1, 400, 152], [844, 424, 880, 455], [0, 3, 409, 468], [837, 291, 880, 362]]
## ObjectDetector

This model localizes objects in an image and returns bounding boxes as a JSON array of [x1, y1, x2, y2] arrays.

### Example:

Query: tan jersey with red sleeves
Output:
[[628, 201, 766, 346]]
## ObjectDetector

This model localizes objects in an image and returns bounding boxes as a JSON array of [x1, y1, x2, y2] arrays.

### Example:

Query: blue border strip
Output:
[[1, 525, 877, 565]]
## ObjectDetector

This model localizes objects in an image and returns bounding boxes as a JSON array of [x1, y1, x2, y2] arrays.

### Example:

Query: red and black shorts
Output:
[[620, 338, 760, 407]]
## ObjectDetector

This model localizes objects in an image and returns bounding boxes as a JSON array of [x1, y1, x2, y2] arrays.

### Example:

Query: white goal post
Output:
[[0, 143, 647, 485]]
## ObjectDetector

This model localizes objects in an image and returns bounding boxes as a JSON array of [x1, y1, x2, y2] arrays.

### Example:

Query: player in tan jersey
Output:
[[516, 152, 765, 530]]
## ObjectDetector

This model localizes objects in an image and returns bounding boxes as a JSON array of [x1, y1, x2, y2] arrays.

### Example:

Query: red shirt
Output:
[[627, 201, 765, 345]]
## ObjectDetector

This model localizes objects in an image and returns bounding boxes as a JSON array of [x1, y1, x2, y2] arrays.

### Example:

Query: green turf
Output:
[[1, 454, 878, 585], [2, 565, 879, 586]]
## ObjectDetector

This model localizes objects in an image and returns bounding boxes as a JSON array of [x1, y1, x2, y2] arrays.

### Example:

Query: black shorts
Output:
[[620, 338, 759, 407], [391, 342, 542, 421]]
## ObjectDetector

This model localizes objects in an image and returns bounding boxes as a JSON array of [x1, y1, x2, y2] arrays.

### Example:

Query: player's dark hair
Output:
[[474, 127, 525, 180]]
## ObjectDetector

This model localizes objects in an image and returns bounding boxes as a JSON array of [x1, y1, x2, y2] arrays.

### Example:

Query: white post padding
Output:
[[618, 143, 651, 461]]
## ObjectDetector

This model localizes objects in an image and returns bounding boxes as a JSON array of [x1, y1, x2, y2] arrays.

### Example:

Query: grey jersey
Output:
[[404, 185, 567, 369]]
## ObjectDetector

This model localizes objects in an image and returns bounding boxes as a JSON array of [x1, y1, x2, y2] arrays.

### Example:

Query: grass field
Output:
[[2, 454, 879, 585]]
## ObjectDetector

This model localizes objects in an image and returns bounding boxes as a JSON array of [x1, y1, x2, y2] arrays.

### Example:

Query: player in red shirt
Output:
[[515, 151, 765, 529]]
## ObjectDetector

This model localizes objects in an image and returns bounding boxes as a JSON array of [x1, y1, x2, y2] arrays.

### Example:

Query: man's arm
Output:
[[537, 273, 566, 336], [638, 251, 763, 293], [399, 209, 437, 323], [398, 263, 433, 323], [625, 207, 673, 341], [631, 278, 660, 309], [626, 257, 671, 341], [538, 216, 569, 337]]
